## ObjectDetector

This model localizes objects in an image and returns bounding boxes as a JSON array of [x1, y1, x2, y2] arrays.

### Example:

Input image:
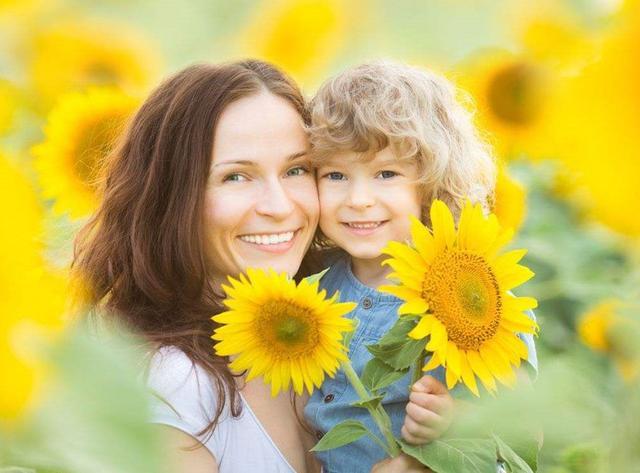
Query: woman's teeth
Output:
[[346, 221, 383, 229], [239, 231, 295, 245]]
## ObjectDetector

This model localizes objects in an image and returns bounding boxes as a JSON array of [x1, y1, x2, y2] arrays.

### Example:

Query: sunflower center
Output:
[[74, 113, 127, 188], [422, 250, 502, 350], [83, 62, 122, 87], [487, 62, 546, 126], [256, 299, 319, 358]]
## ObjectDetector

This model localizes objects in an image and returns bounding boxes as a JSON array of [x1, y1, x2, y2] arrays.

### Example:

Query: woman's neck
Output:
[[350, 255, 392, 289]]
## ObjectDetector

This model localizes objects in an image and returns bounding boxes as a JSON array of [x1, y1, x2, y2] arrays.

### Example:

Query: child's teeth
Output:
[[349, 222, 381, 229], [239, 231, 294, 245]]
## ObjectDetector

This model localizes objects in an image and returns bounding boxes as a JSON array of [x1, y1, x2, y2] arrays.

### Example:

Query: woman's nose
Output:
[[255, 178, 295, 219]]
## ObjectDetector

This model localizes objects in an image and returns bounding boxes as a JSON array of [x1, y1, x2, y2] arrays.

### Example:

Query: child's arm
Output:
[[401, 375, 454, 444]]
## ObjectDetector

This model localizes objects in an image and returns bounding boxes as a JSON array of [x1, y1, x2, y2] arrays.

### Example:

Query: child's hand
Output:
[[401, 375, 454, 445]]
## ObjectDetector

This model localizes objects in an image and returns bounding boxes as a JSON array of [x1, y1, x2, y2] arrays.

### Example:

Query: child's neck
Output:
[[350, 255, 392, 289]]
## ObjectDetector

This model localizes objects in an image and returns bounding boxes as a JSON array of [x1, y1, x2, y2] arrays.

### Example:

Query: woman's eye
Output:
[[377, 170, 398, 179], [223, 173, 247, 183], [324, 171, 346, 181], [286, 166, 309, 177]]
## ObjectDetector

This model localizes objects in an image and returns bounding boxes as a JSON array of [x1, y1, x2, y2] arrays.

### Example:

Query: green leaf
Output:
[[366, 338, 425, 370], [310, 420, 370, 452], [366, 316, 426, 370], [361, 357, 410, 392], [400, 438, 497, 473], [378, 316, 421, 345], [350, 394, 385, 411], [304, 268, 330, 285], [493, 434, 534, 473]]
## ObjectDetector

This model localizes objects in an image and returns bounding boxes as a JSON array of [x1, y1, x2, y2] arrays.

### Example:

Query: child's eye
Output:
[[223, 173, 248, 183], [323, 171, 346, 181], [377, 170, 398, 179], [286, 166, 309, 177]]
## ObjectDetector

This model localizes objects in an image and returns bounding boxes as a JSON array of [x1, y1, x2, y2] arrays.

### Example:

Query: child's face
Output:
[[317, 147, 422, 261]]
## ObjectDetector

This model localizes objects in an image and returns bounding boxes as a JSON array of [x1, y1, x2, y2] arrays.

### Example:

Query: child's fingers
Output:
[[405, 400, 440, 428], [401, 417, 438, 444], [408, 391, 450, 416], [411, 375, 448, 395]]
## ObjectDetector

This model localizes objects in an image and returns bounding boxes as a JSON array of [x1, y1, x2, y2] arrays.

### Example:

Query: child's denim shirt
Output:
[[304, 254, 539, 473]]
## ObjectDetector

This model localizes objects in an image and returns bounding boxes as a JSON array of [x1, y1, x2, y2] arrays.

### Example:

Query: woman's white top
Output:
[[147, 347, 296, 473]]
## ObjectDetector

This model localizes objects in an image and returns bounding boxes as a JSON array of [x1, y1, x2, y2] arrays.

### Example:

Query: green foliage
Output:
[[366, 316, 425, 370], [400, 438, 498, 473], [361, 357, 410, 393], [311, 420, 378, 452], [0, 326, 168, 473]]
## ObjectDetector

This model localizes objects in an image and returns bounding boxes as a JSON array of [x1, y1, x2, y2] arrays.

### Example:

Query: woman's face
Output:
[[205, 91, 319, 280]]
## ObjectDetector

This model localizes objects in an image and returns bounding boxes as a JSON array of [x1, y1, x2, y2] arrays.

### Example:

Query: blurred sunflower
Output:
[[213, 268, 355, 396], [493, 164, 527, 233], [28, 21, 161, 105], [238, 0, 353, 87], [33, 87, 138, 218], [549, 4, 640, 237], [380, 201, 538, 395], [0, 155, 67, 424], [578, 300, 639, 382], [456, 49, 554, 160]]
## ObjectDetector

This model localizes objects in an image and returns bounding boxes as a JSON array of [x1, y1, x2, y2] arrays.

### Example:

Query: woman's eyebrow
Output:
[[212, 151, 307, 169]]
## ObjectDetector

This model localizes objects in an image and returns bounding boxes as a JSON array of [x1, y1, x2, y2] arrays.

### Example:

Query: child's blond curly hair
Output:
[[308, 61, 496, 221]]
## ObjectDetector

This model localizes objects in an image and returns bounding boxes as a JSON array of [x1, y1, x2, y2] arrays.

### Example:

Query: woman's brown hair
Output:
[[73, 60, 315, 437]]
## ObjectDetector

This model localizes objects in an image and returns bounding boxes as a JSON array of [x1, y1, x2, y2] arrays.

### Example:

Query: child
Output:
[[303, 62, 538, 473]]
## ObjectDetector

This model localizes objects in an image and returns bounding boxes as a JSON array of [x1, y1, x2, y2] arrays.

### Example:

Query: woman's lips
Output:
[[237, 229, 300, 254]]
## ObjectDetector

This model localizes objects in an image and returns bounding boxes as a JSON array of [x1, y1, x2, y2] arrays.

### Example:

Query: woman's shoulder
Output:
[[146, 346, 226, 429]]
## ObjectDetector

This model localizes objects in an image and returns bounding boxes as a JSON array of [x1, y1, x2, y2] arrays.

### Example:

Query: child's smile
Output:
[[317, 147, 422, 262]]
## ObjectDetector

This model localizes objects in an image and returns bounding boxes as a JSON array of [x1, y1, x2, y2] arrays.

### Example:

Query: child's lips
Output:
[[341, 220, 388, 235]]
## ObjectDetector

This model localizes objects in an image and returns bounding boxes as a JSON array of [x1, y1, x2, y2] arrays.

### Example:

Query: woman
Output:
[[73, 59, 423, 473], [74, 60, 321, 472]]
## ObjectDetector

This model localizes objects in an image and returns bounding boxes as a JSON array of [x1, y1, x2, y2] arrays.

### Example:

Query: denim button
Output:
[[362, 297, 373, 309], [324, 393, 335, 403]]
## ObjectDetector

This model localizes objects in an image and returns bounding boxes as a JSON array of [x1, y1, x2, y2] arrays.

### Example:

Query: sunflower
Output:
[[493, 164, 527, 233], [0, 155, 67, 423], [548, 3, 640, 237], [29, 21, 161, 105], [455, 49, 555, 161], [33, 87, 138, 218], [379, 200, 538, 396], [237, 0, 353, 88], [212, 268, 355, 396], [578, 300, 639, 382]]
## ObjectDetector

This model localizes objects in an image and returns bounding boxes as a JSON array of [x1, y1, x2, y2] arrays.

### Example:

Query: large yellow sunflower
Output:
[[33, 87, 138, 218], [212, 268, 355, 396], [548, 3, 640, 237], [455, 49, 555, 161], [29, 21, 161, 105], [0, 155, 67, 424], [379, 200, 538, 396]]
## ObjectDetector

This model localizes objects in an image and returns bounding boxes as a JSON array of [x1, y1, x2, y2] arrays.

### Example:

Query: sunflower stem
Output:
[[411, 350, 428, 387], [340, 359, 401, 458]]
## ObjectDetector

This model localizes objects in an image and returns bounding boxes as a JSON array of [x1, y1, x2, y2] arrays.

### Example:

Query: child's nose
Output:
[[346, 179, 375, 209]]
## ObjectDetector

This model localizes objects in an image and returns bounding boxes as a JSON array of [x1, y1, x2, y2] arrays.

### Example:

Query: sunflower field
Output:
[[1, 0, 639, 471]]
